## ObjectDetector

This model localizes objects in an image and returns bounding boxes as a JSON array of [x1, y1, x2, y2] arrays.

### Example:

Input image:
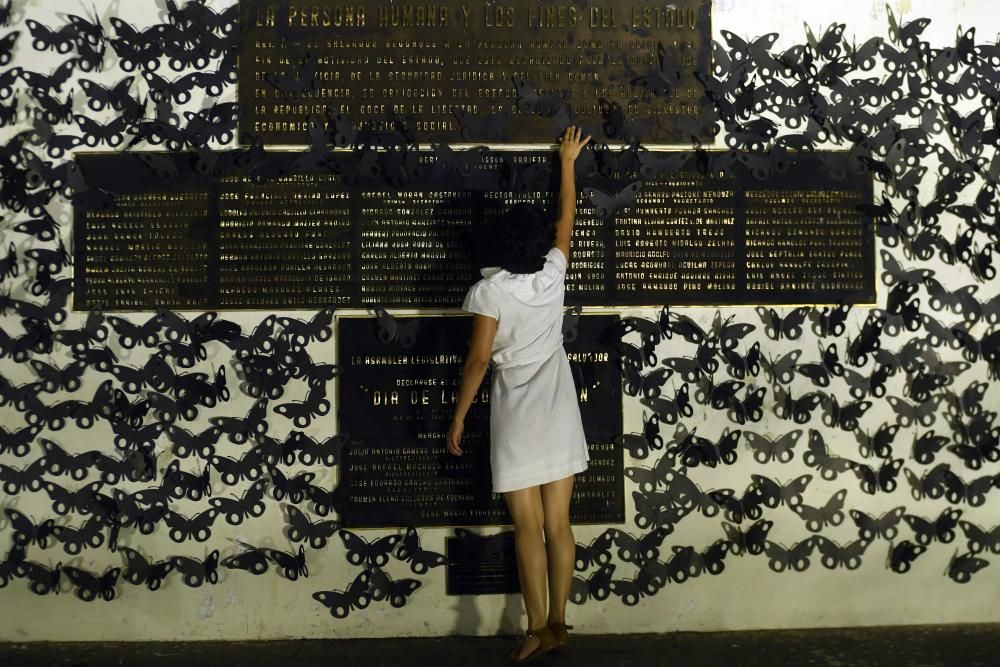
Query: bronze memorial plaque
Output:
[[335, 313, 624, 528], [445, 530, 520, 595], [238, 0, 713, 144], [72, 150, 874, 311]]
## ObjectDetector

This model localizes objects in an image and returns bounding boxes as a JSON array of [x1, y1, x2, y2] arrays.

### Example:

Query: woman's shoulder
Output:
[[546, 246, 568, 270], [465, 277, 491, 297]]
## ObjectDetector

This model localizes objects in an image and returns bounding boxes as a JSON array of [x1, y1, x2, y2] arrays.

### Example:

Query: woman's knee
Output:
[[540, 475, 574, 537], [513, 513, 545, 534], [505, 487, 544, 531], [543, 515, 572, 539]]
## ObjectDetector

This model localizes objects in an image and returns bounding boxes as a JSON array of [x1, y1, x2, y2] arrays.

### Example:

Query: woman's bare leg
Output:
[[540, 473, 575, 624], [504, 484, 548, 659]]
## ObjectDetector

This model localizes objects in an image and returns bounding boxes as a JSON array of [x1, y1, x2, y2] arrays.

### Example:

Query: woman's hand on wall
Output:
[[558, 125, 591, 163]]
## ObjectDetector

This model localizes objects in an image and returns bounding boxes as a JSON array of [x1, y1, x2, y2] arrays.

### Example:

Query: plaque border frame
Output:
[[333, 311, 627, 530], [235, 0, 718, 151], [69, 147, 879, 313]]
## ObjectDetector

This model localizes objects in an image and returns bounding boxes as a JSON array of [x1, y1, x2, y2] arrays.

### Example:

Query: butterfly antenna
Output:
[[92, 2, 105, 38]]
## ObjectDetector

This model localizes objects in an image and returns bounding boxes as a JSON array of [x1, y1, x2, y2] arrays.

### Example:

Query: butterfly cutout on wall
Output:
[[582, 179, 642, 220], [313, 569, 372, 618], [372, 306, 420, 349]]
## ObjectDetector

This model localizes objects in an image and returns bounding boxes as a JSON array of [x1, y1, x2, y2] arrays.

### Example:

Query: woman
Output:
[[447, 126, 592, 663]]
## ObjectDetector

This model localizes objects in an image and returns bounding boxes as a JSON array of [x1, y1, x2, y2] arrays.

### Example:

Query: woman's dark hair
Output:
[[481, 202, 555, 274]]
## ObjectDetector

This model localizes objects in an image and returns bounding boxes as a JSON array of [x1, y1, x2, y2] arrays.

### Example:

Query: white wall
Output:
[[0, 0, 998, 640]]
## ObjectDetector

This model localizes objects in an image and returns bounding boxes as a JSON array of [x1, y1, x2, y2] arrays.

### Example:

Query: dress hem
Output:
[[492, 457, 589, 493]]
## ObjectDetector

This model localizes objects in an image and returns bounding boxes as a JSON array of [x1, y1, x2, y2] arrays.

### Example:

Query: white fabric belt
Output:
[[493, 339, 564, 371]]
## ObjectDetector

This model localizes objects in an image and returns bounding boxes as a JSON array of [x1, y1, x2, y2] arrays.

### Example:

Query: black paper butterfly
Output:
[[208, 478, 268, 526], [754, 306, 810, 340], [264, 51, 318, 102], [721, 518, 773, 556], [743, 429, 801, 465], [313, 569, 372, 618], [958, 520, 1000, 555], [161, 507, 220, 543], [513, 77, 569, 117], [273, 381, 331, 428], [372, 306, 420, 349], [224, 540, 308, 580], [887, 539, 927, 573], [946, 548, 990, 583], [624, 451, 676, 494], [613, 410, 663, 459], [609, 571, 655, 606], [270, 468, 315, 504], [630, 40, 691, 97], [597, 98, 657, 143], [774, 385, 825, 424], [903, 507, 963, 547], [394, 525, 447, 575], [283, 505, 340, 550], [50, 515, 105, 555], [119, 546, 174, 591], [758, 349, 801, 386], [338, 529, 402, 568], [574, 529, 616, 571], [11, 555, 60, 595], [569, 562, 615, 603], [170, 549, 220, 587], [5, 508, 56, 549], [607, 526, 669, 566], [582, 180, 642, 220], [812, 534, 870, 570], [792, 488, 848, 532], [293, 432, 352, 467], [749, 473, 812, 509], [367, 563, 422, 608], [763, 537, 816, 573], [61, 565, 121, 601]]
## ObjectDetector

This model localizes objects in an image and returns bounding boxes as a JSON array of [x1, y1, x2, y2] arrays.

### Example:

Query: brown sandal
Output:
[[509, 624, 558, 663], [547, 621, 574, 653]]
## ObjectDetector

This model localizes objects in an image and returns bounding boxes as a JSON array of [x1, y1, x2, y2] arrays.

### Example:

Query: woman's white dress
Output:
[[462, 246, 590, 493]]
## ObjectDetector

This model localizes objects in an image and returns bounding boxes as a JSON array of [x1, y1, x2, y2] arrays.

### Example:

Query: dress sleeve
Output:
[[544, 246, 567, 280], [462, 282, 499, 320]]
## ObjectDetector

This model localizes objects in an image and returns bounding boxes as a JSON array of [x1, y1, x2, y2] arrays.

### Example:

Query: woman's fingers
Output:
[[560, 125, 591, 150]]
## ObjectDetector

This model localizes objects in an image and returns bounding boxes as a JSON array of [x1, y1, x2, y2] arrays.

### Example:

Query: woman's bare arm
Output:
[[555, 126, 591, 265]]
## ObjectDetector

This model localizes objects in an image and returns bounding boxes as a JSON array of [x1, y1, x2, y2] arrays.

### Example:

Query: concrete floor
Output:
[[1, 624, 998, 667]]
